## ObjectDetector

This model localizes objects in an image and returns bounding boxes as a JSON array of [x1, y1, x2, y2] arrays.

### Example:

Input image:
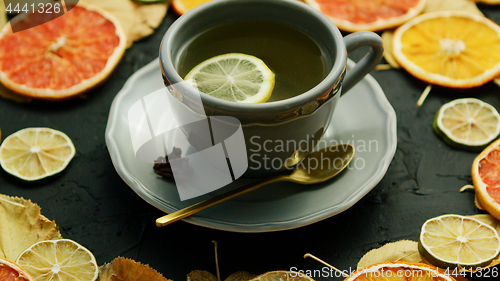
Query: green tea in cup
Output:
[[176, 19, 330, 102]]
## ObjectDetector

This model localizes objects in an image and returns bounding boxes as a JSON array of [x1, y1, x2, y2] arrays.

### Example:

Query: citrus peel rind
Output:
[[418, 214, 500, 269], [0, 257, 35, 281], [0, 128, 76, 181], [393, 10, 500, 88], [0, 2, 126, 100], [473, 138, 500, 220], [344, 261, 456, 281], [433, 98, 500, 151], [306, 0, 427, 32]]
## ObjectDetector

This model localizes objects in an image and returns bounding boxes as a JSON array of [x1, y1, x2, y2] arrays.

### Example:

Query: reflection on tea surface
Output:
[[177, 19, 331, 102]]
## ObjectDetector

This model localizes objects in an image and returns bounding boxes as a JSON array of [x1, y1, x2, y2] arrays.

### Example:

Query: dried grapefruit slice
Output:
[[305, 0, 426, 32], [0, 2, 126, 100], [473, 138, 500, 220], [0, 257, 35, 281], [344, 261, 456, 281], [393, 10, 500, 88]]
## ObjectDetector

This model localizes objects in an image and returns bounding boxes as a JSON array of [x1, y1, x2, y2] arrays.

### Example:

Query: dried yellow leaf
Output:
[[383, 0, 484, 73], [424, 0, 483, 15], [84, 0, 170, 47], [420, 258, 472, 281], [357, 240, 422, 268], [187, 270, 217, 281], [187, 270, 256, 281], [0, 0, 6, 30], [380, 30, 400, 69], [99, 257, 172, 281], [4, 0, 53, 14], [0, 194, 61, 261]]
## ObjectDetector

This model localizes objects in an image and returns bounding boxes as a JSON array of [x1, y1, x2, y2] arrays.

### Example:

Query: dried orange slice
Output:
[[344, 261, 456, 281], [0, 2, 126, 100], [393, 10, 500, 88], [171, 0, 212, 15], [0, 257, 35, 281], [472, 138, 500, 220], [305, 0, 426, 32]]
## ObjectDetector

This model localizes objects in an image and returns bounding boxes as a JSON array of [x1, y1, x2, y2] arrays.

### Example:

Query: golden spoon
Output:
[[156, 143, 355, 227]]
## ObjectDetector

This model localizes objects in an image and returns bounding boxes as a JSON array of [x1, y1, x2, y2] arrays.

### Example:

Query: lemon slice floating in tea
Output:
[[16, 239, 98, 281], [0, 128, 76, 181], [184, 53, 275, 103], [393, 11, 500, 88], [433, 98, 500, 150], [418, 214, 500, 269]]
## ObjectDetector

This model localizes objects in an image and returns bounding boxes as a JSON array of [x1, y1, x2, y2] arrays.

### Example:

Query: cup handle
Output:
[[342, 31, 384, 94]]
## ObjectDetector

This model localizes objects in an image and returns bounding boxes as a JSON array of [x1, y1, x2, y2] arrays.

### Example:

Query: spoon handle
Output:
[[156, 175, 287, 227]]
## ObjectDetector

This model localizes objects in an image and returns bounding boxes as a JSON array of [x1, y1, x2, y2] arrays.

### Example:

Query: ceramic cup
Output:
[[159, 0, 383, 177]]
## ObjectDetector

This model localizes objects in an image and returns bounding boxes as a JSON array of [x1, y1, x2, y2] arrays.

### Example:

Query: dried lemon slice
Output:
[[16, 239, 98, 281], [0, 128, 75, 181], [393, 11, 500, 88], [185, 53, 275, 103], [418, 214, 500, 269], [433, 98, 500, 150]]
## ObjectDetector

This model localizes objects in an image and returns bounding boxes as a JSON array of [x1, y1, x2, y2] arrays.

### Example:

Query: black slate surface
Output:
[[2, 4, 500, 281]]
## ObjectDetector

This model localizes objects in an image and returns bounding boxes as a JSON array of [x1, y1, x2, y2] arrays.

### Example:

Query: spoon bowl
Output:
[[289, 144, 354, 184]]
